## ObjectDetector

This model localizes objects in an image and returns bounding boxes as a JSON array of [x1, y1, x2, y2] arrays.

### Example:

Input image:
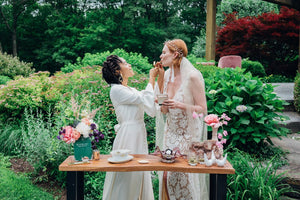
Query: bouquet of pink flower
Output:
[[57, 97, 104, 149], [205, 113, 230, 148], [57, 117, 104, 149], [193, 112, 231, 148]]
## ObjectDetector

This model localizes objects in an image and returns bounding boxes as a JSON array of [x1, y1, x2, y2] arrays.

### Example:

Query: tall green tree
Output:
[[34, 0, 86, 72], [0, 0, 37, 56], [1, 0, 208, 72]]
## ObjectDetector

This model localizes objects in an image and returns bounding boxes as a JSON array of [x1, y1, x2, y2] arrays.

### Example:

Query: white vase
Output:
[[212, 127, 218, 140]]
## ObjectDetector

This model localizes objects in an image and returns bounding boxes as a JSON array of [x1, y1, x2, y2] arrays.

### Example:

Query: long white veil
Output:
[[155, 57, 209, 199]]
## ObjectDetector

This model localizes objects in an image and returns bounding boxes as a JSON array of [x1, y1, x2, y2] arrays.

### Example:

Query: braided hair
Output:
[[102, 55, 123, 84]]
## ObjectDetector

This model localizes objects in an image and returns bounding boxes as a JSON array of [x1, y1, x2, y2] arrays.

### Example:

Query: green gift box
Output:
[[74, 137, 92, 161]]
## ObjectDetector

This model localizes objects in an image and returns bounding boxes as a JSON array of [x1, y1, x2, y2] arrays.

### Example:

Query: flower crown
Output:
[[165, 40, 184, 58]]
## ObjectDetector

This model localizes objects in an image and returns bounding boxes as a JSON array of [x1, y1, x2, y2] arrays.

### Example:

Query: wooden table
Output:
[[59, 154, 235, 200]]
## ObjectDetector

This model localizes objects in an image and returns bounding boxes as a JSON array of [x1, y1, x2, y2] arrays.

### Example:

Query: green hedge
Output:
[[61, 48, 152, 74], [242, 58, 266, 77]]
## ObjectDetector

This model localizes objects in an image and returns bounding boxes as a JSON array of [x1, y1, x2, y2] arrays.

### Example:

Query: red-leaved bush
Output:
[[216, 7, 300, 77]]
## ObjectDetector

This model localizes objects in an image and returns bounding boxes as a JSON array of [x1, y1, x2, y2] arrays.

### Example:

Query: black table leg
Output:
[[210, 174, 227, 200], [67, 171, 84, 200]]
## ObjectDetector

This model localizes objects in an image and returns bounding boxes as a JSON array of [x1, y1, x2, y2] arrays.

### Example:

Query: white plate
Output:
[[108, 155, 134, 163]]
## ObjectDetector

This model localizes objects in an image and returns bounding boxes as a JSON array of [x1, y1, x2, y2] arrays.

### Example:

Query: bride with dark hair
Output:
[[102, 55, 158, 200]]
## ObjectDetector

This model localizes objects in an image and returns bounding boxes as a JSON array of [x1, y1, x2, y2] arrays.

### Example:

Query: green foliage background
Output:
[[0, 0, 297, 198], [0, 48, 294, 199]]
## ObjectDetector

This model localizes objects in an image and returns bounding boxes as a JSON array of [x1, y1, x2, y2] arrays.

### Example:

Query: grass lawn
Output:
[[0, 166, 54, 200]]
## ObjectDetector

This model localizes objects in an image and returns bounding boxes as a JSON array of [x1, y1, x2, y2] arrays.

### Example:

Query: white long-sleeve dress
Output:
[[102, 83, 155, 200]]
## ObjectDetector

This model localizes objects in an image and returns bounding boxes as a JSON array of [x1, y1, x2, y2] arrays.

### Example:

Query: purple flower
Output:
[[93, 130, 99, 135], [100, 133, 104, 139], [91, 123, 96, 130]]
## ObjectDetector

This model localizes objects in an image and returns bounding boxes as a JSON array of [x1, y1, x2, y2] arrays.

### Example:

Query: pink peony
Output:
[[204, 114, 220, 128], [63, 126, 76, 144]]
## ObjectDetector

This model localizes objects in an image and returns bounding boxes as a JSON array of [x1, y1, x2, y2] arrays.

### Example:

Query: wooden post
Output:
[[205, 0, 217, 62]]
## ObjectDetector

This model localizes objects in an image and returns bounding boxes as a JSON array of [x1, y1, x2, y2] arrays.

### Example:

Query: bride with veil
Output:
[[155, 39, 209, 200]]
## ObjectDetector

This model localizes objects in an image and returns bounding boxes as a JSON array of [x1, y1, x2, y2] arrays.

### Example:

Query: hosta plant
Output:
[[205, 67, 289, 152]]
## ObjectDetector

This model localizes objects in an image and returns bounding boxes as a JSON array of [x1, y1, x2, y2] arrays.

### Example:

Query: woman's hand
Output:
[[160, 104, 169, 114], [149, 67, 159, 78], [162, 99, 182, 109], [149, 68, 159, 88], [154, 62, 164, 93]]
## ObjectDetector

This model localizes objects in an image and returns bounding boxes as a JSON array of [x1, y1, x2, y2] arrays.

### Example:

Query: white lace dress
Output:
[[102, 83, 155, 200], [157, 64, 209, 200], [163, 87, 202, 200]]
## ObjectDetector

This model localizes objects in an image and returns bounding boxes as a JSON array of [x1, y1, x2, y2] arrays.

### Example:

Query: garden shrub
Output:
[[194, 63, 220, 79], [262, 74, 294, 83], [0, 71, 57, 120], [216, 7, 300, 77], [61, 48, 152, 74], [0, 52, 35, 78], [0, 75, 11, 85], [205, 67, 289, 153], [242, 58, 266, 77], [226, 148, 294, 199], [294, 72, 300, 112]]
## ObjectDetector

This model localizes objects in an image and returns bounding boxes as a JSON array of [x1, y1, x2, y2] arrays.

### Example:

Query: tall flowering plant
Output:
[[57, 97, 104, 149]]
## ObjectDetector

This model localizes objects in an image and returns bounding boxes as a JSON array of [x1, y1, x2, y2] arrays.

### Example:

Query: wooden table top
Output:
[[59, 154, 235, 174]]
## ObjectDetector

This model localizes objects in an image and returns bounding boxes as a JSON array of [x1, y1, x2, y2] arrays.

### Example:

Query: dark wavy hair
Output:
[[102, 55, 123, 84]]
